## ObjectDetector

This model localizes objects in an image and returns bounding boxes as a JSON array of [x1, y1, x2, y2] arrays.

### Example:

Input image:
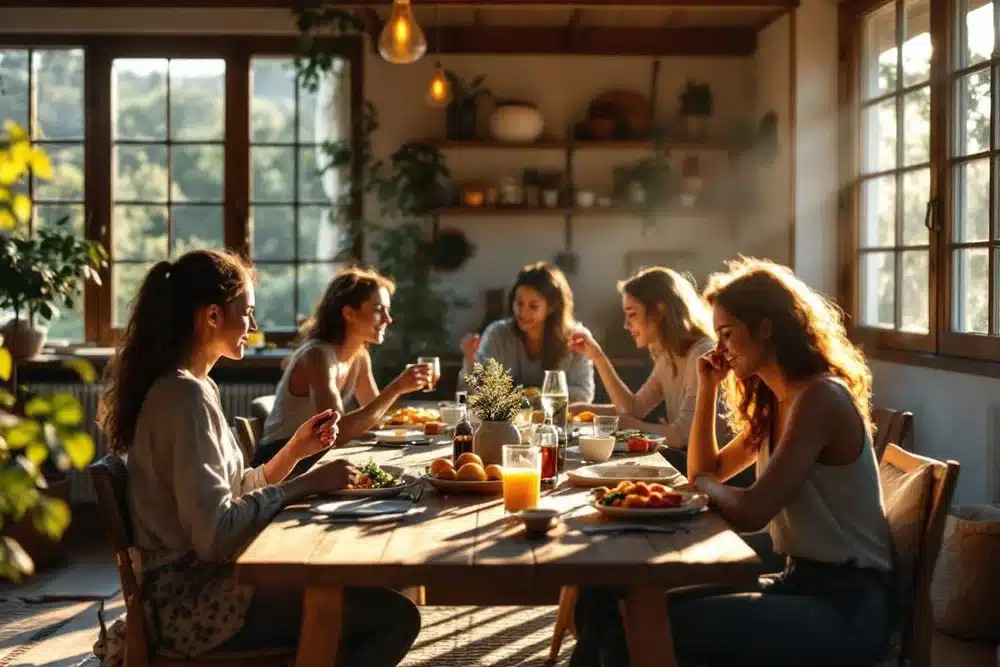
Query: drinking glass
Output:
[[594, 415, 620, 437], [417, 356, 440, 393], [541, 370, 569, 465], [502, 444, 541, 513], [438, 402, 465, 429]]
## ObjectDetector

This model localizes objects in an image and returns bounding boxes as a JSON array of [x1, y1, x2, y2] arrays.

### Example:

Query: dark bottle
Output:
[[452, 409, 474, 463]]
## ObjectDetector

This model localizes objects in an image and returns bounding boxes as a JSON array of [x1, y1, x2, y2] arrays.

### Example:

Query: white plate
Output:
[[371, 428, 425, 443], [330, 466, 418, 498], [567, 462, 683, 488], [311, 498, 417, 517], [613, 434, 665, 453], [590, 492, 708, 517]]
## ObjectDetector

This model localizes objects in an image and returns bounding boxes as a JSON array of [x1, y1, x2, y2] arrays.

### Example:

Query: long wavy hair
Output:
[[618, 267, 714, 377], [508, 262, 577, 370], [298, 266, 395, 346], [100, 250, 254, 453], [703, 257, 872, 451]]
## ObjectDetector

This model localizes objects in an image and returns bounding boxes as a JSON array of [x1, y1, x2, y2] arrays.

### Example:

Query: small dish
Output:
[[579, 435, 615, 462], [517, 508, 560, 536]]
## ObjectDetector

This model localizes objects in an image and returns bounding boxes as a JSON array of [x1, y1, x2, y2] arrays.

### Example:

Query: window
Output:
[[843, 0, 1000, 362], [0, 47, 87, 342], [0, 37, 360, 344]]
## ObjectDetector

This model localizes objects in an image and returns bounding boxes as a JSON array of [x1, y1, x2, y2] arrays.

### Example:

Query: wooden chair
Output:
[[878, 443, 960, 667], [873, 408, 914, 460], [232, 416, 261, 465], [89, 455, 292, 667]]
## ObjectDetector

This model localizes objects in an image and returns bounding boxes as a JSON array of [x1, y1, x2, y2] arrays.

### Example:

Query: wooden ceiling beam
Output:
[[14, 0, 798, 9], [435, 25, 756, 56]]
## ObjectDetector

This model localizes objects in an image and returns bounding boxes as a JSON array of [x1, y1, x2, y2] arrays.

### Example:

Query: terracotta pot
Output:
[[489, 103, 544, 143], [472, 420, 520, 466], [1, 319, 47, 361]]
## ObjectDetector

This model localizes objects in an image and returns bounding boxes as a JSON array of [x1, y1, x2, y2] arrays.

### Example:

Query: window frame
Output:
[[0, 34, 363, 346], [839, 0, 1000, 370]]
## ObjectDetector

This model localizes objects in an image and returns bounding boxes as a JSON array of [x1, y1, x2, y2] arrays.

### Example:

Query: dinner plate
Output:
[[613, 433, 666, 452], [422, 475, 504, 495], [567, 461, 683, 488], [370, 428, 425, 443], [330, 466, 420, 498], [590, 492, 708, 517], [311, 498, 416, 516]]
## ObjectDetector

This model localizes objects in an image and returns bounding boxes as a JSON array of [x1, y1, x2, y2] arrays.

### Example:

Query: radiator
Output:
[[24, 382, 276, 504]]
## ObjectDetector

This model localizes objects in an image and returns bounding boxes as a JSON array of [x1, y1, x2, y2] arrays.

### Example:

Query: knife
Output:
[[579, 524, 685, 535]]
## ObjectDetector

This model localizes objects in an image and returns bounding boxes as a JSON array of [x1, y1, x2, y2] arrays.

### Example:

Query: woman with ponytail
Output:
[[99, 250, 419, 665]]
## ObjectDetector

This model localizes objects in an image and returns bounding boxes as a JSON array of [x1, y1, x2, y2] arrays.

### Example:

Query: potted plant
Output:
[[679, 80, 713, 140], [444, 70, 492, 141], [465, 358, 528, 465]]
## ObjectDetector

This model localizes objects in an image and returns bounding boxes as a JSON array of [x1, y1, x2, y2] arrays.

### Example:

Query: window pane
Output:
[[953, 247, 989, 333], [297, 263, 338, 322], [33, 49, 84, 141], [171, 144, 224, 203], [113, 204, 168, 260], [113, 263, 155, 328], [954, 158, 991, 242], [251, 58, 297, 143], [860, 251, 896, 328], [115, 144, 169, 202], [902, 86, 930, 166], [902, 168, 930, 245], [46, 297, 84, 344], [299, 146, 332, 203], [299, 58, 347, 144], [113, 58, 168, 141], [903, 0, 931, 86], [862, 99, 896, 173], [251, 205, 295, 260], [900, 250, 929, 332], [959, 0, 995, 68], [33, 143, 85, 201], [299, 205, 344, 261], [255, 264, 297, 330], [955, 69, 991, 156], [0, 50, 29, 130], [36, 203, 85, 236], [861, 176, 896, 247], [172, 204, 224, 257], [169, 59, 225, 142], [251, 146, 295, 203], [863, 3, 898, 99]]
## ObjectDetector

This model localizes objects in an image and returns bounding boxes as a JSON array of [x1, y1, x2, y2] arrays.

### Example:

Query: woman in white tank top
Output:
[[254, 267, 431, 475], [569, 258, 894, 667]]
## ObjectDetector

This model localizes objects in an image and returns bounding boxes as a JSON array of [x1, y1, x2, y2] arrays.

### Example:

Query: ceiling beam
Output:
[[15, 0, 798, 9]]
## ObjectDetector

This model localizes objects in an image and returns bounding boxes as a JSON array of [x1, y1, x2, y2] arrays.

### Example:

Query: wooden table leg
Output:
[[622, 586, 676, 667], [547, 585, 579, 665], [297, 587, 343, 667]]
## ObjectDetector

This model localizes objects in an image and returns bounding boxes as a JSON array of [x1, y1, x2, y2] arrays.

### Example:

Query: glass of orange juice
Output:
[[502, 444, 541, 513]]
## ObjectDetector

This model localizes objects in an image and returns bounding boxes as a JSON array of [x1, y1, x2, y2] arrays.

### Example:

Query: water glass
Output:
[[502, 444, 541, 513], [438, 402, 465, 429], [594, 415, 620, 437], [417, 356, 441, 393]]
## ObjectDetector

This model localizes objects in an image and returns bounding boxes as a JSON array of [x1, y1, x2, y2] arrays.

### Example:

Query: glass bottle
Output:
[[452, 405, 474, 463], [532, 412, 560, 484]]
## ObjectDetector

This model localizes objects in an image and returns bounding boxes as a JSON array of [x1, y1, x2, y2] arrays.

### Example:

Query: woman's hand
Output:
[[302, 458, 360, 494], [567, 329, 601, 360], [615, 413, 646, 431], [390, 363, 433, 395], [460, 333, 481, 364], [288, 410, 341, 460], [697, 349, 730, 388]]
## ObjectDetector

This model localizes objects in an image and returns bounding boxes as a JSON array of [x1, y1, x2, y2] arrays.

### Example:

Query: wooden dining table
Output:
[[235, 432, 761, 667]]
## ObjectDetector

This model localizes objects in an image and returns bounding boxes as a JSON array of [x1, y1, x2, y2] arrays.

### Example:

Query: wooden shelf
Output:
[[433, 206, 719, 218], [424, 138, 730, 152]]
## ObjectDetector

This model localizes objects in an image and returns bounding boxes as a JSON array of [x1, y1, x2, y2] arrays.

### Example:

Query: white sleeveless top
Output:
[[757, 379, 893, 572], [259, 339, 358, 446]]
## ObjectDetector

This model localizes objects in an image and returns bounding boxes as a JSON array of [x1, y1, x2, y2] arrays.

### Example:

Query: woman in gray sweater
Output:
[[98, 249, 420, 665], [458, 262, 595, 403]]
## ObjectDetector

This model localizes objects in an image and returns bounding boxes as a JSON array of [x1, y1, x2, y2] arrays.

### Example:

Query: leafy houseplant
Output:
[[464, 359, 528, 465], [679, 80, 713, 140], [444, 70, 492, 141]]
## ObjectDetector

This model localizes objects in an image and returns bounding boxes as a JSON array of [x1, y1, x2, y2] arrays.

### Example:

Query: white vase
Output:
[[489, 104, 544, 143], [472, 420, 521, 465]]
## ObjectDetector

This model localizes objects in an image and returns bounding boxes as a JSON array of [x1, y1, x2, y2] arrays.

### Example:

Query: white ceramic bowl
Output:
[[579, 435, 615, 463], [517, 508, 559, 536]]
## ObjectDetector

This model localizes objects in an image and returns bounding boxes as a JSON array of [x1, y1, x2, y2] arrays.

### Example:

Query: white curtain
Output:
[[314, 58, 350, 263]]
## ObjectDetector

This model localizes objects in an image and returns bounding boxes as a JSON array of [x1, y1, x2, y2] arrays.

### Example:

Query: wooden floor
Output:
[[0, 508, 996, 667]]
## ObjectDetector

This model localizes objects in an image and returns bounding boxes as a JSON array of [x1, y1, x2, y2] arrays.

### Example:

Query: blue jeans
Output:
[[567, 557, 893, 667]]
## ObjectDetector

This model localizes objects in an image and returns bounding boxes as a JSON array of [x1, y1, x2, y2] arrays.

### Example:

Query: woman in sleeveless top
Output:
[[567, 267, 735, 481], [98, 250, 419, 665], [255, 267, 431, 475], [569, 258, 894, 667]]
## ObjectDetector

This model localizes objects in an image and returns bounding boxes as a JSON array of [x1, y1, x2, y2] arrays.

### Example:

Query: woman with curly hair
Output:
[[568, 258, 893, 667]]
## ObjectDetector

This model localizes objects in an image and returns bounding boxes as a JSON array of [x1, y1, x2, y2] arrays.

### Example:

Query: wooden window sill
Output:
[[865, 347, 1000, 380]]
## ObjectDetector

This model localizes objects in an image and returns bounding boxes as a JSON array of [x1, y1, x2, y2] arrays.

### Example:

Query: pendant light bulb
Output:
[[426, 63, 451, 106], [378, 0, 427, 65]]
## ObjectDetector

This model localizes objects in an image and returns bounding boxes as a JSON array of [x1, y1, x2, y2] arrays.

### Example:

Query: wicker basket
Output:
[[930, 504, 1000, 641]]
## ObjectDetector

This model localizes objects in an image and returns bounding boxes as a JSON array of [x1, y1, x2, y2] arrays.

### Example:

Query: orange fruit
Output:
[[436, 467, 458, 481], [430, 458, 454, 476], [456, 462, 488, 482], [456, 452, 484, 468], [484, 464, 504, 481]]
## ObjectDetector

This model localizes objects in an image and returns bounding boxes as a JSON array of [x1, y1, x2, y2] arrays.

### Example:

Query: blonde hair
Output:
[[617, 266, 714, 377], [703, 257, 872, 451]]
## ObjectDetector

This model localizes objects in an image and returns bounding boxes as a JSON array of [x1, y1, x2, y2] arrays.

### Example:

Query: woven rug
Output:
[[0, 597, 95, 667]]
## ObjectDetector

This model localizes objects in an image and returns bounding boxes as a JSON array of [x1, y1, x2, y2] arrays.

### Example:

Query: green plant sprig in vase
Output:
[[465, 359, 528, 465]]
